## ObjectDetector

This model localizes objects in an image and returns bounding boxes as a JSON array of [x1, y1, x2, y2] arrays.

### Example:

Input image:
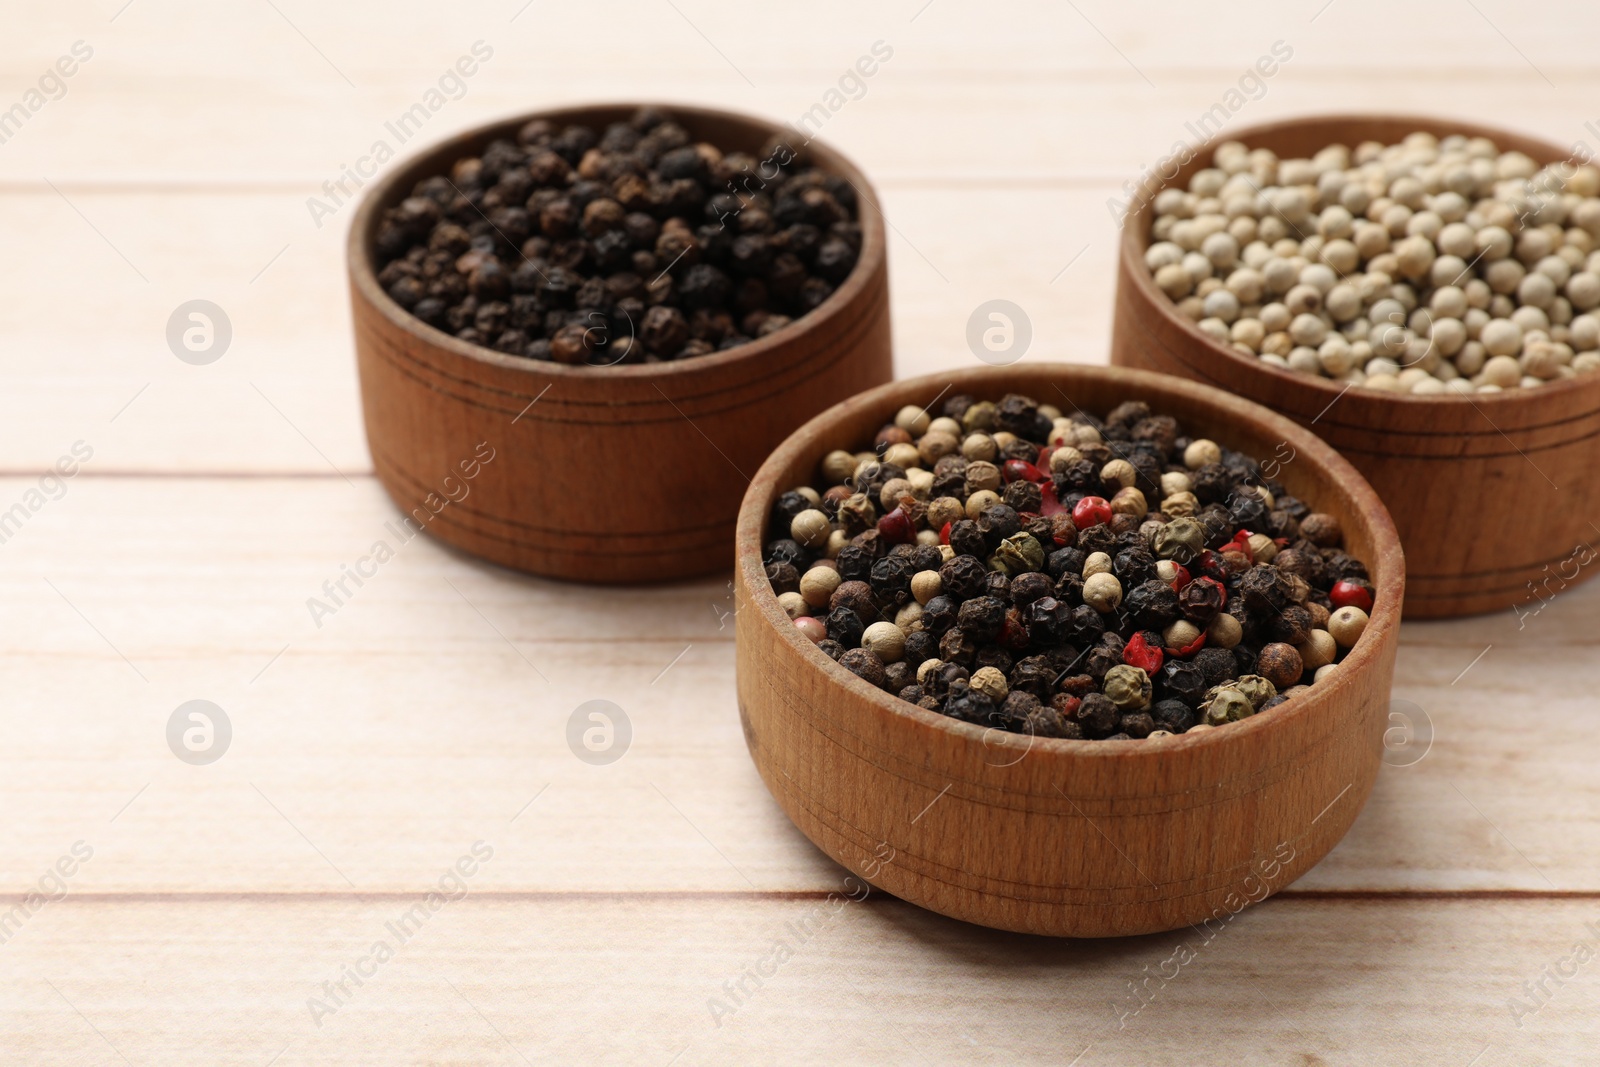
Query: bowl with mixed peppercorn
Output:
[[349, 104, 891, 583], [1112, 114, 1600, 618], [734, 363, 1403, 937]]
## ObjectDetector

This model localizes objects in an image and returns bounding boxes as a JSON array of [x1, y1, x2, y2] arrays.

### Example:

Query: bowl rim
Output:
[[348, 100, 886, 381], [736, 362, 1406, 760], [1119, 110, 1600, 410]]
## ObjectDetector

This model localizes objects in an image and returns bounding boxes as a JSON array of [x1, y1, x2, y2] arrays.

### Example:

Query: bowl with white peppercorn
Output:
[[1112, 115, 1600, 618], [734, 363, 1403, 937], [350, 103, 891, 583]]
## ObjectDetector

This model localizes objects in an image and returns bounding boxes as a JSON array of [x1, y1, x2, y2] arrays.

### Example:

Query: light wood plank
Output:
[[0, 476, 1595, 893], [1, 894, 1593, 1065]]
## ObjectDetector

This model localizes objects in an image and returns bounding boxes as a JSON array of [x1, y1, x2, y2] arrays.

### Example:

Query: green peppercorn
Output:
[[1153, 518, 1206, 562], [1103, 664, 1152, 710], [994, 532, 1045, 575], [1232, 674, 1278, 710], [1202, 685, 1254, 725]]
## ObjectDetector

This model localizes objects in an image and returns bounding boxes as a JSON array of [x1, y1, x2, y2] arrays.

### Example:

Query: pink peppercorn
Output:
[[1003, 459, 1045, 483], [1330, 579, 1374, 613], [1123, 632, 1164, 673], [794, 616, 826, 643], [1072, 495, 1112, 529], [878, 507, 916, 544]]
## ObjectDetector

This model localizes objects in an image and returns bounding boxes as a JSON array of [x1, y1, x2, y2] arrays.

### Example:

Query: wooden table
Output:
[[4, 3, 1596, 1062]]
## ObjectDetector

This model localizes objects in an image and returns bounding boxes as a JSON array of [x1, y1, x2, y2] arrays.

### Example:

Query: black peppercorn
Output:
[[1124, 579, 1180, 629], [884, 660, 915, 695], [869, 555, 915, 607], [1239, 566, 1293, 615], [1157, 658, 1208, 706], [1179, 578, 1226, 625], [1193, 647, 1238, 688], [943, 679, 994, 724], [835, 543, 875, 582], [839, 647, 887, 689], [829, 580, 877, 620], [957, 597, 1006, 642], [1150, 698, 1196, 734], [816, 638, 844, 661], [904, 630, 938, 664], [1007, 656, 1055, 700], [1010, 571, 1053, 607], [1023, 707, 1082, 739], [1119, 711, 1156, 739], [825, 607, 866, 648], [998, 691, 1042, 732], [938, 627, 977, 668], [922, 595, 959, 635], [1074, 693, 1120, 739], [765, 561, 800, 595], [939, 555, 988, 601], [1269, 604, 1314, 646]]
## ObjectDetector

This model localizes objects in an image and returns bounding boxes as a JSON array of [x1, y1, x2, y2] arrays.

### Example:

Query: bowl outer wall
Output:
[[348, 102, 893, 583]]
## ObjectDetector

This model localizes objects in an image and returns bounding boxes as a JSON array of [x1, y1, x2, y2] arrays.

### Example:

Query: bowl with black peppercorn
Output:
[[349, 103, 891, 583], [1113, 114, 1600, 618], [734, 364, 1403, 937]]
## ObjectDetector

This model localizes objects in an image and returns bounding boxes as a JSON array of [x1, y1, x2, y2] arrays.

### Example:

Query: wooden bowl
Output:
[[734, 363, 1404, 938], [1112, 114, 1600, 619], [349, 104, 892, 584]]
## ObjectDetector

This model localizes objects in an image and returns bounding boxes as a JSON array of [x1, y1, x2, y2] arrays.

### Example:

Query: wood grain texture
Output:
[[1111, 114, 1600, 619], [5, 893, 1592, 1065], [349, 104, 893, 582], [735, 364, 1405, 937], [9, 1, 1600, 1060]]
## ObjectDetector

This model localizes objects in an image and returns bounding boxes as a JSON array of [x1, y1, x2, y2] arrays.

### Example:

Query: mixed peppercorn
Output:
[[764, 393, 1377, 740], [372, 107, 862, 364]]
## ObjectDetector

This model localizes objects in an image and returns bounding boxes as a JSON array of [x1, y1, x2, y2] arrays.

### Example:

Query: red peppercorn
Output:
[[1123, 632, 1164, 673], [1003, 459, 1045, 484], [1167, 563, 1192, 591], [939, 520, 952, 545], [1330, 579, 1374, 613], [878, 507, 916, 544], [1072, 495, 1112, 529], [1039, 481, 1068, 517]]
